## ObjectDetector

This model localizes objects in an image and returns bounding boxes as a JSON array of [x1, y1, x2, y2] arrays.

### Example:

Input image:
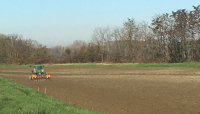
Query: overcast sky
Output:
[[0, 0, 199, 47]]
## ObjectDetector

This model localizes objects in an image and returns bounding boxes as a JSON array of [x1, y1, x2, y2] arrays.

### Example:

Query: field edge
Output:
[[1, 62, 200, 68], [0, 77, 102, 114]]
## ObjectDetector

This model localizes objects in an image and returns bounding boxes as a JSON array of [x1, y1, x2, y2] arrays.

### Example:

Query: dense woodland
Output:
[[0, 5, 200, 64]]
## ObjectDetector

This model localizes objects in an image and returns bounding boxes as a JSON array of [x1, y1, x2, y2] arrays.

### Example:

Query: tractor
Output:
[[29, 65, 50, 80]]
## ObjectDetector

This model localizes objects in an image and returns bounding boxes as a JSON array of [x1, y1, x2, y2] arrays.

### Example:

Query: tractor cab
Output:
[[33, 65, 44, 74]]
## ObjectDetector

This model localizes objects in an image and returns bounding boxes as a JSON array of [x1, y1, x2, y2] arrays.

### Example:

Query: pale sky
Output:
[[0, 0, 199, 47]]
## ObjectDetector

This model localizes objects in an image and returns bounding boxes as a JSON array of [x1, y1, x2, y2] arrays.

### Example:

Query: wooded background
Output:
[[0, 5, 200, 64]]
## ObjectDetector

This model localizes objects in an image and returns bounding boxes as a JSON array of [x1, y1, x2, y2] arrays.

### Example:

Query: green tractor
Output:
[[29, 65, 50, 80]]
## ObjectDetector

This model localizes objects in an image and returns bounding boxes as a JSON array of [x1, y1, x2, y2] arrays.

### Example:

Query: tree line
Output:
[[0, 5, 200, 64], [60, 5, 200, 63], [0, 34, 57, 64]]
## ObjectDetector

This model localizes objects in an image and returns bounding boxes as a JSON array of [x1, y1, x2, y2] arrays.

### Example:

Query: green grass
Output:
[[0, 64, 32, 68], [0, 77, 102, 114], [132, 62, 200, 68], [1, 62, 200, 68]]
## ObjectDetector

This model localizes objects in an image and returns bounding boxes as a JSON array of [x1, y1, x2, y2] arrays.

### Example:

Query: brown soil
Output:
[[1, 67, 200, 114]]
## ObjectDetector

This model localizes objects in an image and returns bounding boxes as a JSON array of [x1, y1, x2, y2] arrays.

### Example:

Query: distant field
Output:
[[0, 77, 102, 114], [1, 62, 200, 68]]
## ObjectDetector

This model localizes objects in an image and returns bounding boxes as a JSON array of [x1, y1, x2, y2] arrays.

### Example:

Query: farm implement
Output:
[[29, 65, 50, 81]]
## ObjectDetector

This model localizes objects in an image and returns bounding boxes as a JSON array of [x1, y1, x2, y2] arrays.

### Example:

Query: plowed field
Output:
[[1, 67, 200, 114]]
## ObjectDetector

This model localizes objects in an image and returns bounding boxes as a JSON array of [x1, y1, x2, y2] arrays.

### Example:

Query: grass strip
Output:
[[1, 62, 200, 68]]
